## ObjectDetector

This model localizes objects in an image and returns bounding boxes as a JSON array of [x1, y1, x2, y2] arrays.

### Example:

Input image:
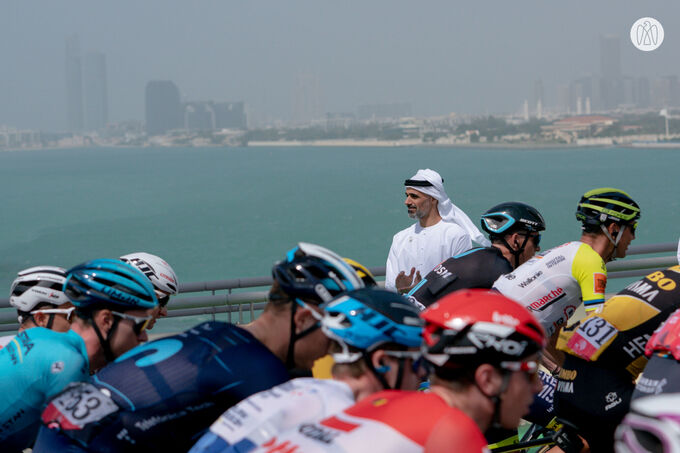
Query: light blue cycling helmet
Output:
[[322, 288, 424, 389], [64, 259, 158, 310], [322, 288, 423, 361]]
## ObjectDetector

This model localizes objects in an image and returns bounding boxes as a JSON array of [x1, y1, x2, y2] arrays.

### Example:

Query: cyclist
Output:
[[120, 252, 179, 329], [630, 283, 680, 402], [34, 243, 365, 453], [0, 259, 157, 451], [407, 201, 545, 310], [0, 266, 74, 348], [550, 266, 680, 452], [493, 188, 640, 371], [188, 287, 424, 453], [250, 289, 546, 452]]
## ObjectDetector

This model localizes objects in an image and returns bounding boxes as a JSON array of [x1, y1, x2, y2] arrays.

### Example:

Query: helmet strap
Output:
[[500, 233, 530, 268], [91, 312, 120, 364], [284, 300, 321, 370], [600, 223, 626, 261], [45, 313, 55, 330], [476, 369, 512, 431], [363, 352, 392, 390], [394, 356, 406, 390]]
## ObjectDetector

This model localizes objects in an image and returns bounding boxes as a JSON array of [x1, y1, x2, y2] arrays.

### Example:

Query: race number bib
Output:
[[566, 316, 618, 361], [42, 382, 119, 430]]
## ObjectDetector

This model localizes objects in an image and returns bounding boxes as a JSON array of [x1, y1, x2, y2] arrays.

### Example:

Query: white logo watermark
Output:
[[630, 17, 664, 51]]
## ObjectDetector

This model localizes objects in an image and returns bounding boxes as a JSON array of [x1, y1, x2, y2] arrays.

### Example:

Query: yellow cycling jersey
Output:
[[558, 266, 680, 378], [493, 241, 607, 336]]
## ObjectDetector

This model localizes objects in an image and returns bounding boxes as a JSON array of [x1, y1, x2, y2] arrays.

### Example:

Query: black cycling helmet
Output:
[[271, 243, 364, 369], [481, 202, 546, 237], [272, 243, 364, 306], [576, 188, 640, 229], [481, 202, 546, 268]]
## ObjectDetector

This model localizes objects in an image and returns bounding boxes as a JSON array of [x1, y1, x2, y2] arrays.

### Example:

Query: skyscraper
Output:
[[214, 102, 247, 130], [82, 52, 108, 131], [65, 35, 83, 132], [145, 81, 181, 136]]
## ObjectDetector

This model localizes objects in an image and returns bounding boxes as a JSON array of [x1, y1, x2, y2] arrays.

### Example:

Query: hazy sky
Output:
[[2, 0, 679, 130]]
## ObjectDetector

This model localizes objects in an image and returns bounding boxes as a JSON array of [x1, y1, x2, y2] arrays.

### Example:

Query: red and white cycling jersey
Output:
[[253, 390, 489, 453]]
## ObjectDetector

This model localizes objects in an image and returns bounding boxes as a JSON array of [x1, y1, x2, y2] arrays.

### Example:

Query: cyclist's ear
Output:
[[474, 363, 503, 397], [606, 222, 620, 236], [370, 350, 391, 374], [292, 304, 316, 334], [93, 309, 115, 336]]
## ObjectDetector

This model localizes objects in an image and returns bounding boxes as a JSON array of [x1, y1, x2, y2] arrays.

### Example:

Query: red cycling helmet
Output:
[[421, 289, 546, 369]]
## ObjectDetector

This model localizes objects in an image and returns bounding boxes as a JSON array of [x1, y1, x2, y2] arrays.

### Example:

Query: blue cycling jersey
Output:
[[35, 321, 290, 453], [0, 328, 89, 452]]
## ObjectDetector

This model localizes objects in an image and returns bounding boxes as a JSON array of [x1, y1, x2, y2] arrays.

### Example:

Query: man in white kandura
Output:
[[385, 168, 489, 293]]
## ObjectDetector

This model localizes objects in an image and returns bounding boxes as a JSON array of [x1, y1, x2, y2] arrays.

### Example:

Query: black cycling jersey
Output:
[[551, 267, 680, 453], [553, 355, 633, 453], [34, 321, 290, 453], [407, 247, 512, 309], [632, 354, 680, 400]]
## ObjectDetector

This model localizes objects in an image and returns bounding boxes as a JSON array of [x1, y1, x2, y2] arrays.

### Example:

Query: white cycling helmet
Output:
[[120, 252, 179, 295], [10, 266, 70, 312], [615, 393, 680, 453]]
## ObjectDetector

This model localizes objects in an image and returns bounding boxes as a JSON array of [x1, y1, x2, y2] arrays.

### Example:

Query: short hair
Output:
[[17, 301, 57, 326]]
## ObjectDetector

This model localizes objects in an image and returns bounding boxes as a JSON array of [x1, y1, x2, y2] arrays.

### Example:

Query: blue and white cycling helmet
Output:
[[322, 288, 423, 363], [64, 259, 158, 310], [615, 393, 680, 453], [272, 242, 365, 305], [322, 288, 424, 389]]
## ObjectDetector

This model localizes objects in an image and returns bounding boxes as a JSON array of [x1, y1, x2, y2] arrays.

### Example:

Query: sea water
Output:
[[0, 145, 677, 332]]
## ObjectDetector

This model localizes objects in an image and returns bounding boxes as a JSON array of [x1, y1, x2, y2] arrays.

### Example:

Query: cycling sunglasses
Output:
[[30, 307, 76, 322], [154, 290, 171, 308], [500, 360, 539, 378], [111, 311, 154, 335]]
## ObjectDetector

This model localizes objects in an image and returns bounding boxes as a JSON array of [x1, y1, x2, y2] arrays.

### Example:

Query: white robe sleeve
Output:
[[449, 229, 472, 258], [385, 236, 400, 291]]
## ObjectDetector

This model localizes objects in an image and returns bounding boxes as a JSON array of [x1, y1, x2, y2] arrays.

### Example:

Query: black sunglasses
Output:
[[520, 232, 541, 247], [157, 294, 170, 308]]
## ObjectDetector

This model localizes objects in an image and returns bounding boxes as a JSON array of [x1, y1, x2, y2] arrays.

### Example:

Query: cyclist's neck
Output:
[[579, 233, 615, 262], [430, 380, 493, 433]]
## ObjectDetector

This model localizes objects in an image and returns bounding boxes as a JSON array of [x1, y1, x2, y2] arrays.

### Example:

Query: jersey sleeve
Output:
[[571, 244, 607, 312], [42, 350, 89, 401], [424, 410, 489, 453]]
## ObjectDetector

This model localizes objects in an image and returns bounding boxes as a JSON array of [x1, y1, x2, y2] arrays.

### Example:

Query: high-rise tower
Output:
[[145, 81, 182, 136], [82, 52, 108, 131], [65, 35, 83, 132]]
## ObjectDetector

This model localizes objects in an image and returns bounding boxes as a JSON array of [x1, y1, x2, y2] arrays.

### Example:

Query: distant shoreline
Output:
[[3, 140, 680, 152]]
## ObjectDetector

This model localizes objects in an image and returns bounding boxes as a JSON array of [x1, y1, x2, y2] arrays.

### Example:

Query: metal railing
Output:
[[0, 241, 677, 333]]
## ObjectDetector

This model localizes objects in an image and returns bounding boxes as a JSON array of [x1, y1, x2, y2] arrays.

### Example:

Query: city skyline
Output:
[[2, 1, 680, 131]]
